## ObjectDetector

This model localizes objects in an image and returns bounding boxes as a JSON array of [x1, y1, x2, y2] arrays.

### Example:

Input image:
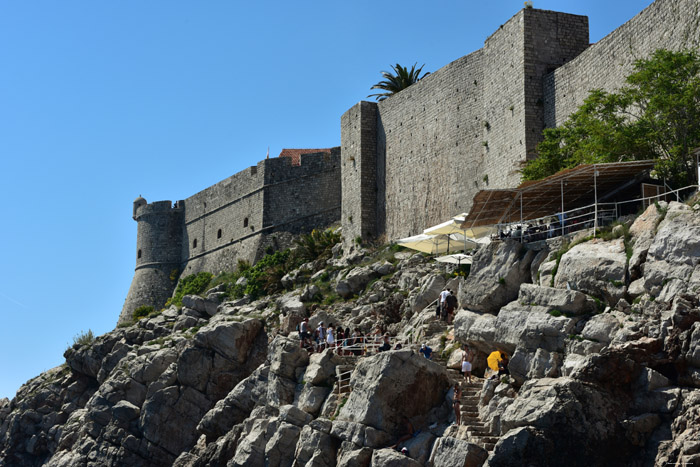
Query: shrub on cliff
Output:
[[168, 272, 213, 307], [523, 48, 700, 187]]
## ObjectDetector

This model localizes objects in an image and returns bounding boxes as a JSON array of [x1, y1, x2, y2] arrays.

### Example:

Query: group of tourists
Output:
[[298, 318, 402, 355], [437, 288, 458, 324]]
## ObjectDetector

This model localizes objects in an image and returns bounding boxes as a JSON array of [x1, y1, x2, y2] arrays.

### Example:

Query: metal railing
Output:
[[493, 185, 698, 244]]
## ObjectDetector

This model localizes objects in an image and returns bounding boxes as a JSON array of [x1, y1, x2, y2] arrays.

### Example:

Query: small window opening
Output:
[[137, 249, 142, 259], [193, 239, 197, 248], [217, 229, 222, 239], [244, 218, 249, 228]]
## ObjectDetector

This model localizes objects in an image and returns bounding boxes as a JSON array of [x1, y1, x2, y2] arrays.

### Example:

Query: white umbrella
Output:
[[435, 253, 473, 265], [424, 215, 494, 249], [397, 233, 466, 254]]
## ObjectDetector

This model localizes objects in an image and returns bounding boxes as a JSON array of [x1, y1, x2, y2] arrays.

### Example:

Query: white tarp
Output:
[[396, 233, 467, 254]]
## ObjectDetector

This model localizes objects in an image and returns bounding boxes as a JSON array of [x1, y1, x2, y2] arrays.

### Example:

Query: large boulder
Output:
[[643, 202, 700, 298], [336, 267, 378, 298], [428, 436, 488, 467], [337, 350, 449, 434], [267, 336, 310, 407], [411, 274, 446, 313], [517, 284, 597, 316], [454, 303, 577, 357], [459, 240, 537, 313], [494, 377, 633, 466], [553, 238, 627, 306]]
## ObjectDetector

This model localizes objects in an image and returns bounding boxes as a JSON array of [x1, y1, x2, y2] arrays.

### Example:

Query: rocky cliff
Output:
[[1, 200, 699, 466]]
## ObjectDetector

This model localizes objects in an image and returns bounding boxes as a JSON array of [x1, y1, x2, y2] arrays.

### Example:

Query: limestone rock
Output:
[[517, 284, 597, 315], [293, 423, 337, 467], [644, 202, 700, 299], [303, 349, 344, 386], [580, 313, 621, 344], [459, 240, 536, 314], [553, 238, 627, 306], [182, 295, 219, 317], [428, 435, 488, 467], [337, 350, 449, 434], [411, 273, 446, 313], [336, 267, 377, 299], [370, 448, 422, 466]]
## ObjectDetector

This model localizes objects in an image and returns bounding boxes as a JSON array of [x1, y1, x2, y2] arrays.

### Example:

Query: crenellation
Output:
[[119, 148, 340, 325]]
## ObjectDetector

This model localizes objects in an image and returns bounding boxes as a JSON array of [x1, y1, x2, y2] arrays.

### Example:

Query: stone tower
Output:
[[118, 197, 184, 324]]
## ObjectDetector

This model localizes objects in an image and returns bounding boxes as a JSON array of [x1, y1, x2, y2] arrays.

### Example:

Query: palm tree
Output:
[[368, 63, 430, 101]]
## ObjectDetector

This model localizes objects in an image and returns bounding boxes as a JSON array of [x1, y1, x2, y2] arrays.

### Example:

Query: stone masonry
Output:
[[119, 150, 340, 325], [340, 0, 700, 246], [120, 0, 700, 324]]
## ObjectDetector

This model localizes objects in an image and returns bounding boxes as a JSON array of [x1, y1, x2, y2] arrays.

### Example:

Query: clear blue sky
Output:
[[0, 0, 653, 399]]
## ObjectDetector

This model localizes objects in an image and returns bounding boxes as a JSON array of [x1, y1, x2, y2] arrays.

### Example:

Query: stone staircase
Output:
[[436, 355, 500, 453]]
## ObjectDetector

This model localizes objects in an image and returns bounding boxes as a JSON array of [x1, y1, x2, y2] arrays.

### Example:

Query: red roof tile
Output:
[[278, 148, 333, 166]]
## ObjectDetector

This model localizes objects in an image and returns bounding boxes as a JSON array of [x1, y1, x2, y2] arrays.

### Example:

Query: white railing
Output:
[[493, 185, 698, 244]]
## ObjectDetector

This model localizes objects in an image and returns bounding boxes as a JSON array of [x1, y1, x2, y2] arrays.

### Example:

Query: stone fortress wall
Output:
[[120, 0, 699, 324], [341, 0, 700, 245], [341, 8, 590, 244], [544, 0, 700, 128], [119, 150, 340, 324]]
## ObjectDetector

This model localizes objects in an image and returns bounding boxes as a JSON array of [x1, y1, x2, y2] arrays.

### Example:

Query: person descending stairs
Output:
[[435, 352, 500, 453]]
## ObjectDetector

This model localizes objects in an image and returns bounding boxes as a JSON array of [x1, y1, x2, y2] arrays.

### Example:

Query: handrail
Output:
[[493, 184, 698, 244]]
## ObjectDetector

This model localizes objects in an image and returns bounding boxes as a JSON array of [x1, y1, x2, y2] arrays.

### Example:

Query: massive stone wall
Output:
[[180, 163, 266, 276], [544, 0, 700, 128], [120, 151, 341, 325], [377, 50, 485, 240], [263, 149, 341, 236], [341, 8, 589, 243]]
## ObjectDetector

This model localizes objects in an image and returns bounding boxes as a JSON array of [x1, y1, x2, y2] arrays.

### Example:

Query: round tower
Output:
[[118, 198, 184, 325]]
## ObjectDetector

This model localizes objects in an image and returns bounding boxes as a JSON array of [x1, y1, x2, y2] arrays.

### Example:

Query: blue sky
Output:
[[0, 0, 653, 399]]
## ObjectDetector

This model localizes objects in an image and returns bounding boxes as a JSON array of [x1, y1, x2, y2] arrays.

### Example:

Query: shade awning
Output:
[[461, 160, 657, 228], [397, 233, 468, 254]]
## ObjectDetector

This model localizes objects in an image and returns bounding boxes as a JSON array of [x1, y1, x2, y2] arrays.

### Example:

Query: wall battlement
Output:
[[118, 148, 340, 325]]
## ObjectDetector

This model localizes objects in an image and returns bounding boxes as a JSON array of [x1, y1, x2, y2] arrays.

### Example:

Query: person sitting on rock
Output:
[[389, 416, 418, 450], [378, 333, 391, 352], [498, 353, 510, 376], [420, 343, 432, 360]]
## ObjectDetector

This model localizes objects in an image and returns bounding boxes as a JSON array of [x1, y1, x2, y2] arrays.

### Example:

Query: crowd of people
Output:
[[298, 318, 402, 355], [496, 206, 613, 243]]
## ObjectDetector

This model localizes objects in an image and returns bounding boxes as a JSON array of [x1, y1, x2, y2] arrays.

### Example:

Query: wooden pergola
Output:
[[460, 160, 657, 229]]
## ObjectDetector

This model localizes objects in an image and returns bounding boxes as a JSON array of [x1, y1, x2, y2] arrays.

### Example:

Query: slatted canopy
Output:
[[460, 160, 657, 228]]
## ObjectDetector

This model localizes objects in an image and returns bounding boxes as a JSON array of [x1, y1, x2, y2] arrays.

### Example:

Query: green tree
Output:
[[523, 49, 700, 187], [368, 63, 429, 101]]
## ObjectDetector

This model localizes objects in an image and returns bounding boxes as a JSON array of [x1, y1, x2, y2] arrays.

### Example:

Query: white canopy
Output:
[[423, 214, 494, 246], [396, 233, 467, 254], [435, 253, 473, 265]]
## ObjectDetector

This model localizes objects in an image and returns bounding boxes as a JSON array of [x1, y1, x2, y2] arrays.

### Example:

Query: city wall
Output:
[[544, 0, 700, 127], [119, 151, 340, 324], [342, 8, 589, 243]]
